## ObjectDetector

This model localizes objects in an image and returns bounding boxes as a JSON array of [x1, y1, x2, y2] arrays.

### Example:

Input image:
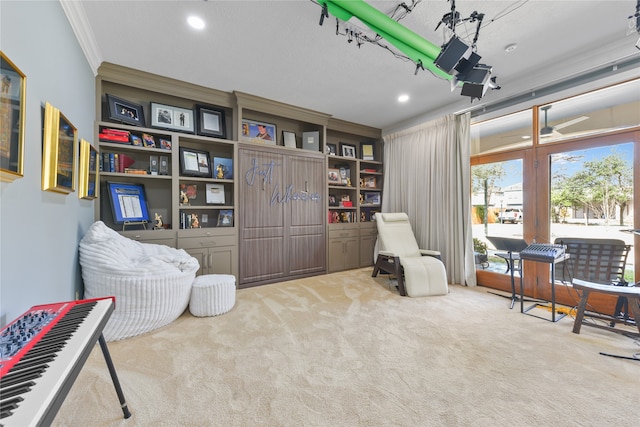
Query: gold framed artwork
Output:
[[78, 139, 98, 199], [1, 52, 26, 182], [42, 102, 77, 193]]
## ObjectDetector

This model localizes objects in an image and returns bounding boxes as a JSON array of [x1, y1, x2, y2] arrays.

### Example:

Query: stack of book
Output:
[[101, 152, 136, 173], [99, 128, 131, 144]]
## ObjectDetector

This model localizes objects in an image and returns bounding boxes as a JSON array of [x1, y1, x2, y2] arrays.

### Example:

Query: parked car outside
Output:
[[498, 208, 523, 223]]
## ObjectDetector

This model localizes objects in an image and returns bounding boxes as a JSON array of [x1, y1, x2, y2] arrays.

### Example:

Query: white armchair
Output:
[[372, 212, 448, 297]]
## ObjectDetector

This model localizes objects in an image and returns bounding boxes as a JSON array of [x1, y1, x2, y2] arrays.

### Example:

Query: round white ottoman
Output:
[[189, 274, 236, 317]]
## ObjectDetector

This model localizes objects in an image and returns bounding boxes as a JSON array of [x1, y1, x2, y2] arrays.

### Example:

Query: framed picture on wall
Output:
[[78, 139, 98, 200], [42, 102, 77, 194], [1, 52, 26, 182]]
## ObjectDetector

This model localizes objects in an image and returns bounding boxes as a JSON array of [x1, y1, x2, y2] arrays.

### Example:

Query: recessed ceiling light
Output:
[[398, 94, 409, 103], [504, 43, 517, 53], [187, 16, 205, 30]]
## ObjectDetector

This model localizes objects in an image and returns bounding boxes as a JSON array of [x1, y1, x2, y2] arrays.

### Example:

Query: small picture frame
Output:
[[213, 157, 233, 180], [130, 134, 143, 146], [106, 181, 150, 224], [141, 133, 156, 148], [363, 176, 377, 188], [206, 183, 225, 204], [78, 139, 98, 200], [328, 168, 341, 185], [159, 138, 172, 150], [241, 119, 276, 145], [196, 105, 226, 139], [42, 102, 77, 194], [328, 194, 339, 206], [150, 102, 194, 133], [340, 143, 357, 158], [179, 147, 211, 177], [282, 131, 297, 148], [326, 143, 337, 156], [105, 94, 145, 127], [364, 191, 381, 205], [217, 209, 233, 227], [360, 142, 375, 160], [1, 52, 26, 182]]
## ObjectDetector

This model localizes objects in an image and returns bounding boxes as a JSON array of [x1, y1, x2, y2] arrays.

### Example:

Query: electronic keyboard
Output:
[[0, 297, 130, 426], [519, 243, 566, 262]]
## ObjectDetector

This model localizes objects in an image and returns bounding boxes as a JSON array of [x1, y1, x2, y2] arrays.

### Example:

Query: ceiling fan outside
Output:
[[540, 105, 589, 137]]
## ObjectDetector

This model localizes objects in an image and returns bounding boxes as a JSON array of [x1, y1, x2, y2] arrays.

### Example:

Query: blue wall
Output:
[[0, 1, 96, 325]]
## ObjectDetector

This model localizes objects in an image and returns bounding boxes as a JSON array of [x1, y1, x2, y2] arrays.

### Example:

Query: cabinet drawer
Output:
[[121, 231, 176, 247], [178, 235, 236, 249], [329, 229, 359, 239]]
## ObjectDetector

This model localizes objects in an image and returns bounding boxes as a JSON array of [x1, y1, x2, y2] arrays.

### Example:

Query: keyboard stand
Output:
[[520, 254, 571, 322]]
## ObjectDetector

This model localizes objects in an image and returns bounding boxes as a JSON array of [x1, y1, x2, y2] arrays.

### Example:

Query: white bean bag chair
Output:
[[79, 221, 199, 341]]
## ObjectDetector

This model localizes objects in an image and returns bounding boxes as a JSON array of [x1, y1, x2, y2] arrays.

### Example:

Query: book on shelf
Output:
[[99, 128, 131, 143], [124, 168, 147, 175], [101, 152, 135, 173]]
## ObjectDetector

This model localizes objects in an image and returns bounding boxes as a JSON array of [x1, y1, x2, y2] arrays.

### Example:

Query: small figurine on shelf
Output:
[[153, 213, 164, 230], [191, 213, 200, 228], [361, 211, 367, 222], [216, 163, 228, 179], [180, 189, 190, 205]]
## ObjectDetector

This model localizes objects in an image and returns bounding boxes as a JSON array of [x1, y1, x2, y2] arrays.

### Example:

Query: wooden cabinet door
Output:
[[210, 245, 237, 276], [238, 147, 286, 285], [182, 247, 208, 276], [288, 154, 326, 275]]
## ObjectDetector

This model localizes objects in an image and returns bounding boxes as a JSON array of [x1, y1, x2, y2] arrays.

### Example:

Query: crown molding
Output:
[[59, 0, 102, 75]]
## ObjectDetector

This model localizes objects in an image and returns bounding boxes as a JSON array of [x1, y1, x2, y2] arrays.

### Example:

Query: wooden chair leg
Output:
[[572, 290, 590, 334], [393, 257, 407, 296]]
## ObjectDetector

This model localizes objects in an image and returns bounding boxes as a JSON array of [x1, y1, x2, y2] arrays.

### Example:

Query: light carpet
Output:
[[53, 268, 639, 426]]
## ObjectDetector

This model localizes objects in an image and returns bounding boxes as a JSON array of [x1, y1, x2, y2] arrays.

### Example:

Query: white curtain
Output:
[[382, 113, 476, 286]]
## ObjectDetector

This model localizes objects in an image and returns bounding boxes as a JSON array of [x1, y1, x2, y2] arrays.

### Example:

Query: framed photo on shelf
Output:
[[217, 209, 233, 227], [363, 176, 377, 188], [150, 102, 194, 133], [141, 133, 156, 148], [328, 168, 341, 185], [364, 191, 381, 205], [206, 183, 225, 204], [328, 194, 339, 206], [105, 94, 145, 127], [106, 181, 150, 224], [213, 157, 233, 179], [340, 142, 357, 158], [130, 134, 143, 146], [42, 102, 77, 194], [326, 143, 337, 156], [1, 52, 26, 182], [360, 142, 375, 160], [179, 147, 211, 177], [78, 139, 98, 200], [196, 105, 226, 138], [302, 131, 319, 152], [282, 131, 297, 148], [241, 119, 276, 145]]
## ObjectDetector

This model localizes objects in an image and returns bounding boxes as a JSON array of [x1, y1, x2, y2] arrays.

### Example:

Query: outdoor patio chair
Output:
[[372, 212, 448, 297]]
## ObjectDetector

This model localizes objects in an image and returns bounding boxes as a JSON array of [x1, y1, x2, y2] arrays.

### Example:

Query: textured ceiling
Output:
[[67, 0, 640, 130]]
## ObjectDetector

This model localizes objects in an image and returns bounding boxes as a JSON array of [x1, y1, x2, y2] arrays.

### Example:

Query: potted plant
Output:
[[473, 238, 489, 268]]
